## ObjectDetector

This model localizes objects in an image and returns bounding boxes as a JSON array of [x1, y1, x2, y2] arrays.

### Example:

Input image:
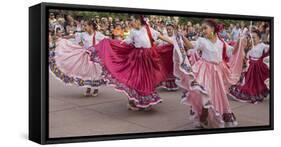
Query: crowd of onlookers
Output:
[[48, 11, 271, 48]]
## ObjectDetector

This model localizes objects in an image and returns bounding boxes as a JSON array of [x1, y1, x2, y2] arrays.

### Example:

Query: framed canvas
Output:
[[29, 2, 274, 144]]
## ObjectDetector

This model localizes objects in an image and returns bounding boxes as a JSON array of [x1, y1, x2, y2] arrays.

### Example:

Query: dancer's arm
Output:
[[149, 27, 173, 45], [157, 34, 174, 45], [62, 34, 75, 39], [181, 34, 194, 49]]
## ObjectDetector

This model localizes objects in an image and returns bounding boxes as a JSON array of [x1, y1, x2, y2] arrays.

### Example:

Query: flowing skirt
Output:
[[49, 39, 104, 88], [160, 77, 179, 91], [229, 58, 269, 103], [176, 38, 246, 128], [191, 60, 237, 127], [187, 49, 201, 65], [93, 38, 174, 108]]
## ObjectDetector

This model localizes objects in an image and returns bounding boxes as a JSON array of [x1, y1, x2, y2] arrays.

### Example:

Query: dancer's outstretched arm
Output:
[[181, 34, 194, 49], [157, 34, 173, 45]]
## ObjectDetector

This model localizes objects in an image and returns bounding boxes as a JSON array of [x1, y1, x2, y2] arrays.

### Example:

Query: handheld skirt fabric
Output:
[[175, 38, 247, 128], [49, 38, 104, 88], [93, 38, 174, 108]]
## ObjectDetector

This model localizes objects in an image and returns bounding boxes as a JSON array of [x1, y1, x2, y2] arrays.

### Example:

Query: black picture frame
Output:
[[29, 2, 274, 144]]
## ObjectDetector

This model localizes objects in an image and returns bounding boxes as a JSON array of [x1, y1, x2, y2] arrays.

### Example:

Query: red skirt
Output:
[[93, 38, 174, 108], [229, 58, 269, 103]]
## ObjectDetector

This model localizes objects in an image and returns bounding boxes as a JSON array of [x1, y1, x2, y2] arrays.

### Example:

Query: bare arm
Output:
[[62, 34, 75, 39], [181, 34, 194, 49], [157, 34, 174, 45]]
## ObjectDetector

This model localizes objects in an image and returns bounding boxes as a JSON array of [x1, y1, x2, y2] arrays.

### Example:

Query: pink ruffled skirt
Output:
[[49, 39, 104, 87]]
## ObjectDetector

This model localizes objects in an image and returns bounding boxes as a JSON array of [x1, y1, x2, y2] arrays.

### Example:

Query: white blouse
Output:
[[247, 43, 269, 59], [192, 37, 233, 63], [125, 26, 160, 48], [75, 31, 105, 48]]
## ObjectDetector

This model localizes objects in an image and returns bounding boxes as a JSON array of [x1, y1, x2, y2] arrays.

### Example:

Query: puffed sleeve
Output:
[[124, 29, 134, 44], [74, 32, 83, 44], [150, 27, 160, 41], [262, 43, 270, 53]]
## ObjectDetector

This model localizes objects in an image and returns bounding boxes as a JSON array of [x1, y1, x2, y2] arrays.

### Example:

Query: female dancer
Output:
[[93, 15, 174, 111], [174, 19, 247, 128], [157, 23, 179, 91], [229, 30, 270, 103], [49, 20, 105, 97]]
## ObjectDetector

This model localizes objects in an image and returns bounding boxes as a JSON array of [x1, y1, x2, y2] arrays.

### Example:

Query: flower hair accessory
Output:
[[140, 15, 147, 25], [215, 23, 224, 33]]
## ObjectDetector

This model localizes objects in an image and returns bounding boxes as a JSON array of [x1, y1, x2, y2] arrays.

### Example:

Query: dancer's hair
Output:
[[131, 14, 147, 25], [202, 19, 224, 33], [85, 19, 98, 30], [251, 29, 261, 39]]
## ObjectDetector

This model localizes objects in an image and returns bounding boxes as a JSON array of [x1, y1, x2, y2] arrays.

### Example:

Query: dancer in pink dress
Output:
[[92, 15, 174, 111], [174, 19, 247, 128], [229, 30, 270, 103], [49, 20, 105, 97]]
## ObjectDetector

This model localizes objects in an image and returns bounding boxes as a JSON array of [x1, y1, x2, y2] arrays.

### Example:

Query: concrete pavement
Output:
[[49, 73, 270, 138]]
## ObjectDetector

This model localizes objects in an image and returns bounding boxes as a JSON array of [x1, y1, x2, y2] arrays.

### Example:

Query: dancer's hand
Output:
[[178, 30, 187, 38], [177, 31, 185, 38], [120, 40, 126, 44], [79, 41, 84, 46], [246, 36, 253, 49]]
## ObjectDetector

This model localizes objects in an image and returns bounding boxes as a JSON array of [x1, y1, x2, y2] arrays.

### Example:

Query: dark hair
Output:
[[251, 30, 261, 39], [131, 15, 147, 25], [85, 20, 98, 30], [261, 23, 269, 32], [64, 14, 72, 21], [55, 27, 61, 33], [202, 19, 223, 33]]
